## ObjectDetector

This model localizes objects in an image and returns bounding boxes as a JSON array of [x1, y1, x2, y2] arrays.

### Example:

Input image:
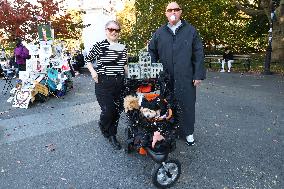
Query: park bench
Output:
[[205, 54, 251, 71]]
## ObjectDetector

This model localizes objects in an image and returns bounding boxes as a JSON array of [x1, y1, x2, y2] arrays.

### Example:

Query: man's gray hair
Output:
[[105, 20, 121, 29]]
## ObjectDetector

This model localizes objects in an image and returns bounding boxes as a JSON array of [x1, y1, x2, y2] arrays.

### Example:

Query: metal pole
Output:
[[263, 24, 272, 75], [263, 2, 275, 75]]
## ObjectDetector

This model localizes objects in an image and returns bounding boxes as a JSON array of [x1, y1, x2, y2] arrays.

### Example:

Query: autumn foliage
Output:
[[0, 0, 85, 44]]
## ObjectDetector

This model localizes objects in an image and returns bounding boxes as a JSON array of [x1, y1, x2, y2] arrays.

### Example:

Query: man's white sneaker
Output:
[[228, 70, 231, 73], [185, 140, 195, 146], [220, 69, 225, 72], [186, 135, 195, 146]]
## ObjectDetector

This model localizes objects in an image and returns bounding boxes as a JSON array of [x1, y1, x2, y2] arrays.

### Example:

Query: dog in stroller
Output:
[[123, 71, 181, 188]]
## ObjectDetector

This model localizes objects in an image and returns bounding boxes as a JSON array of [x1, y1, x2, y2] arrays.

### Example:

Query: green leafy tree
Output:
[[116, 0, 137, 55], [233, 0, 284, 62], [118, 0, 268, 55], [52, 9, 86, 40]]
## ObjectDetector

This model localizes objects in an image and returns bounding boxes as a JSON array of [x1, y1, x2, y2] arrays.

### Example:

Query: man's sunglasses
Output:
[[166, 8, 182, 12], [107, 28, 121, 33]]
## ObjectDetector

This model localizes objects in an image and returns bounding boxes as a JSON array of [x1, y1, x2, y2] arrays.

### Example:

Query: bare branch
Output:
[[232, 0, 266, 16]]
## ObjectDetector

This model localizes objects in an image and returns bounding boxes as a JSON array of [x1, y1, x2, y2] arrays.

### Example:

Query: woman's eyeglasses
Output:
[[107, 28, 121, 33], [166, 8, 182, 12]]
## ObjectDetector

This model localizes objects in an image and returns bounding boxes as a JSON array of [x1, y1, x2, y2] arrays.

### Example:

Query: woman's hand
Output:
[[91, 71, 98, 83], [86, 62, 98, 83]]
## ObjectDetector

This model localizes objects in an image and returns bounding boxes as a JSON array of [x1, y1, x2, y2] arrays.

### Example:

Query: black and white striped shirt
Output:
[[85, 39, 127, 76]]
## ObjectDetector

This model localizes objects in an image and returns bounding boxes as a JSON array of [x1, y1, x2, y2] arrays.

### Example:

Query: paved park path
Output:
[[0, 71, 283, 189]]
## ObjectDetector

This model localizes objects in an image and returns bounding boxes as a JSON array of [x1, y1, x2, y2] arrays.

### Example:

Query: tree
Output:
[[183, 0, 258, 53], [118, 0, 268, 55], [0, 0, 85, 45], [233, 0, 284, 62], [128, 0, 170, 53], [52, 10, 86, 40], [0, 0, 35, 41], [116, 0, 137, 54]]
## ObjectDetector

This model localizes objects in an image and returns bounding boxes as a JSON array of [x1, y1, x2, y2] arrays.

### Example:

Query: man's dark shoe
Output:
[[109, 136, 121, 150]]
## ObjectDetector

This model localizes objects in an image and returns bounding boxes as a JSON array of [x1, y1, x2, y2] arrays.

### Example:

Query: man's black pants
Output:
[[95, 75, 124, 137]]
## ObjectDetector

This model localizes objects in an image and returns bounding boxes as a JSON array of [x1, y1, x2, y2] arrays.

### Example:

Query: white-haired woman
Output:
[[85, 20, 128, 150]]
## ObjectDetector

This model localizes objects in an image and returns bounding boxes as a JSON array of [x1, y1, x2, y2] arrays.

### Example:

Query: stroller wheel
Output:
[[152, 159, 181, 188], [124, 143, 134, 154]]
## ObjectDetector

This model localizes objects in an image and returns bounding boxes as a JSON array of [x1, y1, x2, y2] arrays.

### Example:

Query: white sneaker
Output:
[[228, 70, 231, 73], [186, 135, 195, 146], [220, 69, 225, 72]]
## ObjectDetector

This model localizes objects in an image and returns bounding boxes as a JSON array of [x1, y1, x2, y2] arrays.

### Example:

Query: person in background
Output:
[[14, 38, 29, 73], [220, 47, 234, 73], [85, 20, 128, 150], [0, 48, 7, 62], [0, 48, 8, 73], [0, 62, 3, 78], [65, 50, 71, 62], [148, 2, 206, 146], [9, 55, 16, 68], [72, 50, 85, 75], [64, 51, 75, 77], [81, 46, 87, 59]]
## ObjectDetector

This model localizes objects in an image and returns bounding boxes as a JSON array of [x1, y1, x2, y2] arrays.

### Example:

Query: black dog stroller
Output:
[[124, 71, 181, 188]]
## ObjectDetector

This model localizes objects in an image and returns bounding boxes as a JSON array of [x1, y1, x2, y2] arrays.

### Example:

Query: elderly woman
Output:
[[85, 20, 128, 150]]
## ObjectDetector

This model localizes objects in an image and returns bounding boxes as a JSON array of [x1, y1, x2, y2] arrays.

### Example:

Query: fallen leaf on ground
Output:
[[215, 123, 220, 127], [45, 144, 56, 152]]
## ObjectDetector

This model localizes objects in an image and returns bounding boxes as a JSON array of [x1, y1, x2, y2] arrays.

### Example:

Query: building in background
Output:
[[77, 0, 124, 53]]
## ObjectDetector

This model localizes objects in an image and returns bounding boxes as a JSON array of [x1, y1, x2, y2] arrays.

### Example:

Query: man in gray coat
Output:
[[148, 2, 206, 146]]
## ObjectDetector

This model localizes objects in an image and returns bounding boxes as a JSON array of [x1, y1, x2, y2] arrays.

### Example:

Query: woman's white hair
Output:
[[105, 20, 121, 29]]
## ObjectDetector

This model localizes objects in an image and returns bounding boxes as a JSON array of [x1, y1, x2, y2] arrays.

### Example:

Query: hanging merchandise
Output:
[[6, 33, 73, 108], [37, 24, 53, 44]]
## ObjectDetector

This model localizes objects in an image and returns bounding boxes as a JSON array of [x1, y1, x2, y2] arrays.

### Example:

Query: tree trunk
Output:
[[272, 21, 284, 63], [235, 0, 284, 63], [271, 0, 284, 63]]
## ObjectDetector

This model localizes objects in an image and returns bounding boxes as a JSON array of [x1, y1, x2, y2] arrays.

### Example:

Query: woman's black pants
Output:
[[95, 75, 124, 137], [18, 64, 26, 71]]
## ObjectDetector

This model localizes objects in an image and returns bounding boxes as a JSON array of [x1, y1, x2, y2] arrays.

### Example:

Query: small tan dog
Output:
[[123, 94, 165, 148], [123, 95, 140, 113], [124, 94, 163, 119]]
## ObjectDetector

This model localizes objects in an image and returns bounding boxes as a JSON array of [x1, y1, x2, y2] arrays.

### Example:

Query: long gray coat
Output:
[[148, 20, 206, 136]]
